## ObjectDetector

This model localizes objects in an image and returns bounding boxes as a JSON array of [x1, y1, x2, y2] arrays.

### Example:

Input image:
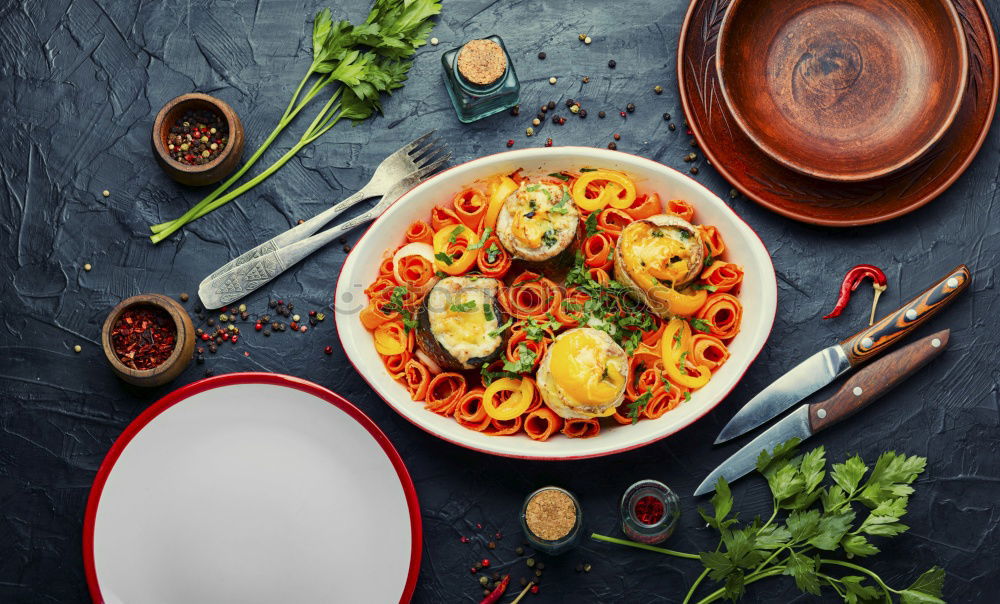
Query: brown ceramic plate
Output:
[[716, 0, 968, 182], [678, 0, 998, 226]]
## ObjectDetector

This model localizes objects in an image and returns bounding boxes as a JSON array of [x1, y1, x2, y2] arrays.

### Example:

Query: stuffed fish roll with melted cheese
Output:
[[416, 276, 509, 371], [496, 180, 580, 266], [535, 328, 628, 419]]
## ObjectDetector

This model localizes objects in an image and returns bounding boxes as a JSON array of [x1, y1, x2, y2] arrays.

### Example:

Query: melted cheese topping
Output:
[[548, 329, 626, 406], [621, 222, 697, 284], [506, 182, 577, 250], [427, 278, 501, 365]]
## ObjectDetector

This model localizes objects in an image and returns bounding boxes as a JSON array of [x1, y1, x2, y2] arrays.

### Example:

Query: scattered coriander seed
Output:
[[515, 546, 524, 555], [526, 127, 534, 136], [626, 102, 636, 113], [479, 576, 489, 586], [730, 188, 739, 199], [535, 569, 543, 577], [430, 37, 439, 46], [584, 36, 592, 44], [520, 577, 528, 587], [102, 189, 110, 197], [608, 59, 616, 68], [526, 558, 535, 567], [582, 76, 590, 83], [83, 263, 92, 271], [532, 118, 541, 126], [654, 85, 663, 94], [684, 152, 697, 162], [510, 105, 520, 116], [239, 304, 247, 313], [598, 110, 606, 118], [487, 541, 496, 550], [219, 313, 228, 322], [584, 563, 592, 572], [73, 344, 82, 353], [669, 122, 677, 131], [292, 314, 300, 322], [613, 133, 621, 140], [548, 76, 557, 85], [569, 104, 579, 114], [690, 166, 699, 174], [343, 245, 351, 253], [578, 33, 586, 41], [538, 51, 546, 60], [608, 142, 617, 150]]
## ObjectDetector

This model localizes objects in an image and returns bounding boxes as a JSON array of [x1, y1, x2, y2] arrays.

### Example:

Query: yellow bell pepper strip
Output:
[[433, 225, 478, 274], [571, 170, 637, 211], [484, 176, 518, 229], [629, 269, 708, 317], [660, 318, 711, 389], [482, 377, 534, 420]]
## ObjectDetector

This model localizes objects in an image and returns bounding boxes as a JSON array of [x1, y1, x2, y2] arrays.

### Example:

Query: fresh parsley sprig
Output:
[[592, 439, 944, 604]]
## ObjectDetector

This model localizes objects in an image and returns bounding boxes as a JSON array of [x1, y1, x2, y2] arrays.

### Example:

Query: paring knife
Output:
[[694, 329, 950, 496], [714, 265, 970, 444]]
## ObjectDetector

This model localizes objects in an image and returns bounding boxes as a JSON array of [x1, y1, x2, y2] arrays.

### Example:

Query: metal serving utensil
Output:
[[198, 134, 450, 309]]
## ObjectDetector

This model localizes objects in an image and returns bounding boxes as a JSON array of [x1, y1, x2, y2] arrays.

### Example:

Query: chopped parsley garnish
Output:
[[523, 316, 561, 341], [541, 229, 559, 248], [528, 199, 538, 210], [679, 229, 691, 240], [502, 343, 537, 374], [704, 254, 715, 268], [434, 251, 453, 266], [468, 227, 492, 250], [480, 362, 518, 386], [625, 390, 652, 424], [483, 302, 494, 321], [580, 167, 597, 172], [690, 318, 712, 333], [547, 172, 571, 181], [601, 366, 610, 382], [683, 390, 692, 402], [435, 270, 448, 278], [679, 351, 689, 375], [385, 286, 418, 333], [651, 229, 664, 238], [551, 190, 571, 214], [584, 210, 602, 237], [447, 225, 465, 243], [450, 300, 477, 312], [486, 243, 501, 263], [692, 283, 718, 292], [488, 318, 513, 337]]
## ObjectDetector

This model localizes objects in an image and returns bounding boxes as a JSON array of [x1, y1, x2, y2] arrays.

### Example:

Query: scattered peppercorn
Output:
[[506, 139, 514, 148], [515, 546, 524, 555], [547, 101, 556, 110], [481, 559, 491, 568], [526, 127, 534, 136], [531, 585, 539, 594], [690, 166, 699, 174], [575, 563, 583, 573], [538, 51, 546, 60], [83, 263, 92, 271], [548, 76, 557, 85], [626, 103, 635, 113], [582, 76, 590, 83], [545, 138, 553, 147], [729, 188, 739, 199], [684, 152, 697, 162], [510, 106, 520, 116], [179, 292, 189, 302], [669, 122, 677, 131], [565, 99, 575, 108], [654, 85, 664, 94], [487, 541, 496, 549], [613, 133, 621, 140], [584, 563, 592, 572], [532, 118, 540, 126], [608, 142, 617, 150], [342, 245, 351, 253], [479, 576, 489, 586], [520, 577, 528, 587], [608, 59, 616, 68], [620, 110, 627, 117], [598, 111, 606, 118]]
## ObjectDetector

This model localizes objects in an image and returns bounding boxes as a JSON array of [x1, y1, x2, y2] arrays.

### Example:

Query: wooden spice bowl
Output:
[[152, 93, 244, 186], [716, 0, 968, 182], [101, 294, 195, 387]]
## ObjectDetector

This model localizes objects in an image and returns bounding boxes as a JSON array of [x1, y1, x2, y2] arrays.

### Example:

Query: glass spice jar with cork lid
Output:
[[442, 35, 520, 123], [520, 486, 582, 555]]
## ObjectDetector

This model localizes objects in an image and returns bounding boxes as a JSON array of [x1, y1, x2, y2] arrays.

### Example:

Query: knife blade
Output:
[[714, 265, 970, 444], [695, 329, 950, 496]]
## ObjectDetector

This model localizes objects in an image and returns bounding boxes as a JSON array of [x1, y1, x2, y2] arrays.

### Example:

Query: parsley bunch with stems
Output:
[[593, 439, 946, 603], [149, 0, 441, 243]]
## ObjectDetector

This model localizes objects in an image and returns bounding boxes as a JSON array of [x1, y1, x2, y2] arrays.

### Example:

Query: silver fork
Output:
[[197, 134, 450, 309]]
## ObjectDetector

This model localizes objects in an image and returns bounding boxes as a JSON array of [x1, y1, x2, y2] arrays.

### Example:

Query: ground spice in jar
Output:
[[524, 488, 577, 541], [111, 305, 177, 370], [167, 108, 229, 166], [456, 39, 507, 86]]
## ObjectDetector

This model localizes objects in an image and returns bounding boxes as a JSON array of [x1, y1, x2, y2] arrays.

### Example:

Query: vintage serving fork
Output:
[[197, 133, 450, 309]]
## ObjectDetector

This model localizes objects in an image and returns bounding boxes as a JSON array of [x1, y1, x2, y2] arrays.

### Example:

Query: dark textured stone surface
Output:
[[1, 1, 998, 602]]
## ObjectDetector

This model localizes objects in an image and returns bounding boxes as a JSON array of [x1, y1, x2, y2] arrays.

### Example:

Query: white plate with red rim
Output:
[[336, 147, 777, 460], [83, 373, 421, 604]]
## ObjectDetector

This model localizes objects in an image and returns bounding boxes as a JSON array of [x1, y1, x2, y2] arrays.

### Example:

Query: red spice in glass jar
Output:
[[111, 305, 177, 370], [635, 495, 665, 525]]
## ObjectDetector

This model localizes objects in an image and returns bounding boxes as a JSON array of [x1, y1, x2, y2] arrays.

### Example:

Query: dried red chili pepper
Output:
[[111, 305, 177, 370], [480, 574, 509, 604], [823, 264, 888, 325]]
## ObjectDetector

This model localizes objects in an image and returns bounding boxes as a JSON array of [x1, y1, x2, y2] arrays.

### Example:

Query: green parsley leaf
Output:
[[486, 243, 501, 264], [447, 225, 465, 243], [585, 210, 602, 237], [900, 567, 945, 604], [704, 253, 715, 268], [625, 391, 652, 424], [468, 227, 492, 250], [502, 343, 537, 374], [690, 318, 712, 333], [450, 300, 476, 312], [831, 455, 868, 495], [692, 283, 719, 292], [841, 575, 880, 603], [783, 551, 821, 596], [841, 534, 880, 557], [547, 172, 571, 181], [483, 302, 494, 321], [434, 251, 453, 266], [488, 318, 513, 338]]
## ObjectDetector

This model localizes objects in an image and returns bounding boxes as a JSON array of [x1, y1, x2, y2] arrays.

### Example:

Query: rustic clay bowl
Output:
[[716, 0, 968, 182], [101, 294, 195, 387], [152, 93, 244, 186]]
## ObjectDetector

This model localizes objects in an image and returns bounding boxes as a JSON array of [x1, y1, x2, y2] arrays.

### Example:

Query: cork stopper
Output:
[[456, 39, 507, 86]]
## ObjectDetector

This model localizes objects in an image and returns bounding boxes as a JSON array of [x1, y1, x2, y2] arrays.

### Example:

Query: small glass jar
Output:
[[442, 35, 520, 123], [620, 479, 680, 544], [520, 486, 582, 555]]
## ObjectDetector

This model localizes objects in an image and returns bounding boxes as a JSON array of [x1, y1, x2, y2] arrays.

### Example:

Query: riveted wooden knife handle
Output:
[[839, 265, 969, 367], [810, 330, 949, 433]]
